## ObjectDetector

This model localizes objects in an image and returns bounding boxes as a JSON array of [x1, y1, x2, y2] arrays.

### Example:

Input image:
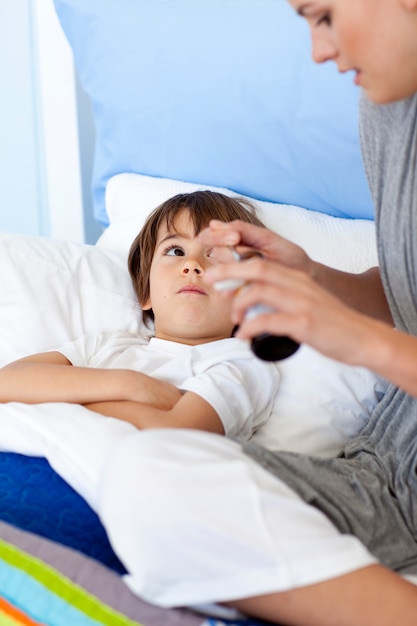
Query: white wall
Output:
[[0, 0, 99, 243], [0, 0, 45, 236]]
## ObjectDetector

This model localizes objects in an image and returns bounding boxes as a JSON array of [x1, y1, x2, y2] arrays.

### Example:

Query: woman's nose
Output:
[[311, 31, 338, 64]]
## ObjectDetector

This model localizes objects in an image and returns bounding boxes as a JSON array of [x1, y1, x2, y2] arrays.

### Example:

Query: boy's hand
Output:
[[124, 370, 183, 409]]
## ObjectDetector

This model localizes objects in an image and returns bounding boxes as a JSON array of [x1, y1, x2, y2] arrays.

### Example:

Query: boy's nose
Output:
[[182, 260, 203, 274]]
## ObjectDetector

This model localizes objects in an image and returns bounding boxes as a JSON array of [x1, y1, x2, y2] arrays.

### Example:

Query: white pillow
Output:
[[96, 172, 387, 457], [0, 232, 142, 367], [97, 173, 378, 273]]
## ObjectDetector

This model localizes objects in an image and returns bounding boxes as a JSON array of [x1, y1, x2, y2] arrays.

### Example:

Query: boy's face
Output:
[[288, 0, 417, 104], [143, 210, 236, 345]]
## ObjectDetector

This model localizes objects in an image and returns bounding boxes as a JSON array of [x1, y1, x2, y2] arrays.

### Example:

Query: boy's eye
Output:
[[165, 245, 184, 257]]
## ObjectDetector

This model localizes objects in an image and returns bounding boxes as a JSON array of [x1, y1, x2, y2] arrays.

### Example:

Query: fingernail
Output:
[[214, 279, 245, 292]]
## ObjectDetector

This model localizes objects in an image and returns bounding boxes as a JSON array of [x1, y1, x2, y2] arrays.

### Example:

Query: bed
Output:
[[0, 1, 387, 624]]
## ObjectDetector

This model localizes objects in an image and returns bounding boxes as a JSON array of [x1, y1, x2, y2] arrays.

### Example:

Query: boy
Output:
[[0, 191, 278, 441]]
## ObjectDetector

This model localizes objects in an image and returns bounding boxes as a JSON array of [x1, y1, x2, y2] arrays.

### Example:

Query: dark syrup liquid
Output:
[[251, 333, 300, 361]]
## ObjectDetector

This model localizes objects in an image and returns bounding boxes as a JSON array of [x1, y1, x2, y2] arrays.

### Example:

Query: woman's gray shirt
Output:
[[242, 92, 417, 575]]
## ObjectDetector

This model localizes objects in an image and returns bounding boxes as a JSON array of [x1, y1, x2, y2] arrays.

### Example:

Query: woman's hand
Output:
[[203, 230, 417, 398], [204, 251, 379, 365], [200, 220, 391, 324], [200, 219, 399, 374]]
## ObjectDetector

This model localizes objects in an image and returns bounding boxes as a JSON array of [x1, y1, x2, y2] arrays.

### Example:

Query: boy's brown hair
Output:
[[128, 190, 265, 327]]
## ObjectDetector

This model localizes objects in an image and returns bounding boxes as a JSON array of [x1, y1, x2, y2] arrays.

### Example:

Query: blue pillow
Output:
[[54, 0, 373, 226]]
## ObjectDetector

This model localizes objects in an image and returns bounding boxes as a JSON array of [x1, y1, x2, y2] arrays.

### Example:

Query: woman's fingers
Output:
[[205, 242, 376, 364], [200, 220, 310, 270]]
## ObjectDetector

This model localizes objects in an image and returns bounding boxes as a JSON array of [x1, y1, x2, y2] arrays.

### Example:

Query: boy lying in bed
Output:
[[0, 191, 278, 441]]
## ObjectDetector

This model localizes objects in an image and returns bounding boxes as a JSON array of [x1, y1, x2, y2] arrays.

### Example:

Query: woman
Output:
[[98, 1, 417, 624]]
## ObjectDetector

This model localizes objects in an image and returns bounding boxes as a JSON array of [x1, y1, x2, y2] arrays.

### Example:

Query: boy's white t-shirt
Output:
[[57, 331, 279, 440]]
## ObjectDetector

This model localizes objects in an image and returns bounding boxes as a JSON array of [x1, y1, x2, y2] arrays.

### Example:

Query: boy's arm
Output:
[[85, 391, 225, 434], [0, 352, 181, 409]]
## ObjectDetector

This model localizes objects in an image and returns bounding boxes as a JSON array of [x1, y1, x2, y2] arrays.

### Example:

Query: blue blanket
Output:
[[0, 452, 126, 573]]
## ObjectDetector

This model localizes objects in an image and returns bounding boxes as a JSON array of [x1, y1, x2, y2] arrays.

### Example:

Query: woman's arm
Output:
[[228, 563, 417, 626], [0, 352, 182, 409], [85, 390, 224, 434], [224, 260, 417, 394], [199, 220, 417, 397], [312, 264, 392, 324]]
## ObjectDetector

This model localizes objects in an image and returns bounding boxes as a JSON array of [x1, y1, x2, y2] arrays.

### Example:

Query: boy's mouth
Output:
[[178, 285, 207, 295]]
